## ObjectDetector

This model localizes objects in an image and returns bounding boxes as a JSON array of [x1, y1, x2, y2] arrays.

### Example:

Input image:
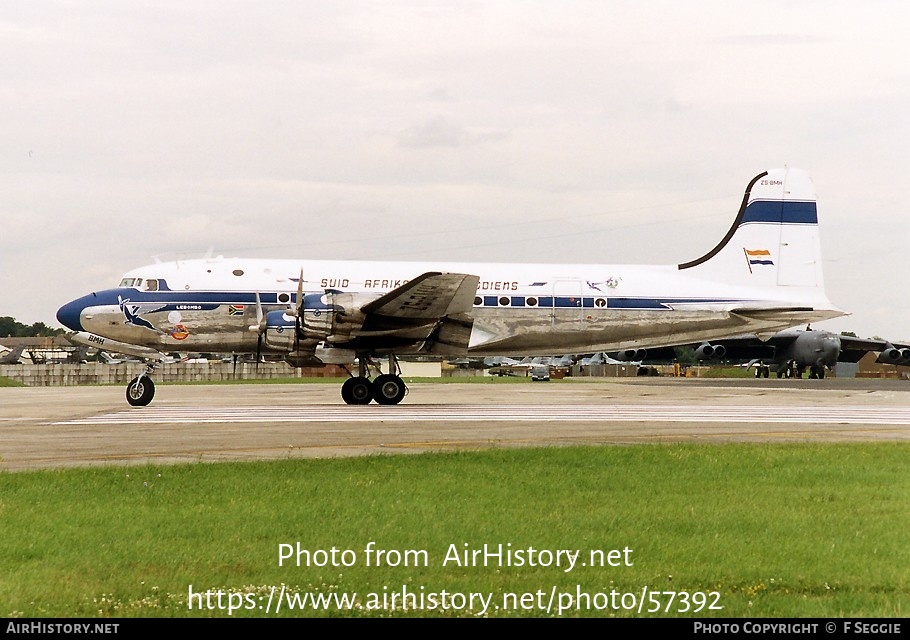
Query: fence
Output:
[[0, 362, 345, 387]]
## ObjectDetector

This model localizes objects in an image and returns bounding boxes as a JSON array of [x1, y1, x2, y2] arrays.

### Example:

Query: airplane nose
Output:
[[821, 335, 842, 365], [56, 298, 86, 332]]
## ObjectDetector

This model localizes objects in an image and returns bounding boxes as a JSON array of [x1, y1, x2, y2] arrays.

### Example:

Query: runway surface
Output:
[[2, 377, 909, 472]]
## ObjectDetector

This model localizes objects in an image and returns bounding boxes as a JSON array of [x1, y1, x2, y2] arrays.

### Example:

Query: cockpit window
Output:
[[119, 278, 141, 288]]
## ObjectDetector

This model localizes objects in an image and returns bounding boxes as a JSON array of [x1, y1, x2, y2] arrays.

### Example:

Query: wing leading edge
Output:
[[343, 272, 479, 354]]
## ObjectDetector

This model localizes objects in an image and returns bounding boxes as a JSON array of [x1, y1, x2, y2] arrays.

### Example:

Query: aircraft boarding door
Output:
[[550, 279, 585, 328]]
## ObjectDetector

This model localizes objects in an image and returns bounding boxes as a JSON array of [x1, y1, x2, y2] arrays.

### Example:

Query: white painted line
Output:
[[54, 405, 910, 426]]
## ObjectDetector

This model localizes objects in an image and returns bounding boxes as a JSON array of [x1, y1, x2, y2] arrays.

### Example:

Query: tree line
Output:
[[0, 316, 64, 338]]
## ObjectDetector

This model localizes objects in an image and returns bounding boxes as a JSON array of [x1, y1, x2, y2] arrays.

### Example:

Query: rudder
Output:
[[678, 167, 824, 290]]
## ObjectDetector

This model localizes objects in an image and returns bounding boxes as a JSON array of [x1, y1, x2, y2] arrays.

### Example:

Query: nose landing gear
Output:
[[126, 362, 158, 407]]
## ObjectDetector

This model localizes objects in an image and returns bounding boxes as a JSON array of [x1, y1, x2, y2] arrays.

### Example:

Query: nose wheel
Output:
[[126, 375, 155, 406], [125, 362, 158, 407]]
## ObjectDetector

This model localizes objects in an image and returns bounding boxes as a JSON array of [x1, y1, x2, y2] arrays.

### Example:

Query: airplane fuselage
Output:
[[58, 257, 840, 361], [55, 168, 848, 405]]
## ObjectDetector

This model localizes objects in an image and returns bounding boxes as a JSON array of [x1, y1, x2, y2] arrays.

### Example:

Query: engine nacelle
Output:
[[284, 353, 326, 368], [293, 291, 374, 342], [263, 291, 374, 351], [612, 348, 647, 361], [877, 345, 910, 366], [695, 343, 725, 360]]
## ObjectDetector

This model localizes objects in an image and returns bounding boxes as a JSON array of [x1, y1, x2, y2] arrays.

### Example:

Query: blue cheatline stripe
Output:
[[87, 288, 335, 309], [741, 200, 818, 225], [472, 296, 748, 309], [89, 288, 751, 313], [607, 298, 668, 309]]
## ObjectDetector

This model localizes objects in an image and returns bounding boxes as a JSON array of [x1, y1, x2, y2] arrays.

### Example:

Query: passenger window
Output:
[[145, 279, 158, 291]]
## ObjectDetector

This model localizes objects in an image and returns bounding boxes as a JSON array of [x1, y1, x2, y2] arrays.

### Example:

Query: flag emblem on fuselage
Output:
[[228, 305, 245, 316], [743, 248, 773, 273]]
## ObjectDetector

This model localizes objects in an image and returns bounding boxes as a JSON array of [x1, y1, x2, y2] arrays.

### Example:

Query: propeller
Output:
[[248, 291, 267, 367], [292, 269, 304, 354]]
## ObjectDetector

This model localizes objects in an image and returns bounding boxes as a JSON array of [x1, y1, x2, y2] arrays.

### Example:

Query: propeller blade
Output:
[[294, 269, 304, 353], [249, 291, 266, 333]]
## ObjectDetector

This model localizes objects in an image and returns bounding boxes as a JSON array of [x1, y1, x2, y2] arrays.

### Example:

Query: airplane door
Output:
[[550, 279, 585, 327]]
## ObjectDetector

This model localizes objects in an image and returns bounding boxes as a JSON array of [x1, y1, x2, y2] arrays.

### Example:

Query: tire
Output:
[[372, 374, 406, 405], [342, 377, 373, 405], [126, 376, 155, 407]]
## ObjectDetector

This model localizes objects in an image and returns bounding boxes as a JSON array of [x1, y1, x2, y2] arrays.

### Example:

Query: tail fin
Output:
[[678, 168, 824, 290], [0, 344, 26, 364]]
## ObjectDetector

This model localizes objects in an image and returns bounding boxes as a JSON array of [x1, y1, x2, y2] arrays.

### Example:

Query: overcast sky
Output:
[[2, 1, 908, 341]]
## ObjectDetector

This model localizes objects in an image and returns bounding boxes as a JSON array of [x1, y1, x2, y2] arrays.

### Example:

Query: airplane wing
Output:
[[610, 332, 789, 364], [835, 336, 895, 363], [843, 337, 910, 366], [360, 272, 479, 319], [630, 331, 910, 368], [345, 272, 480, 353]]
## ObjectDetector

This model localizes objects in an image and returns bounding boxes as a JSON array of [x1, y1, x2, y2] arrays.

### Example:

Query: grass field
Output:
[[2, 443, 908, 618]]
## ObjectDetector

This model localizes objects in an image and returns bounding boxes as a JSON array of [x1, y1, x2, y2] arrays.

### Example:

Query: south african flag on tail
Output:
[[744, 248, 773, 273]]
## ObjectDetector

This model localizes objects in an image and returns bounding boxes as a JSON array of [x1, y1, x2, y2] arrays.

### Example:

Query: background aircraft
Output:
[[99, 351, 144, 365], [0, 345, 26, 365], [635, 327, 909, 378], [577, 352, 633, 366]]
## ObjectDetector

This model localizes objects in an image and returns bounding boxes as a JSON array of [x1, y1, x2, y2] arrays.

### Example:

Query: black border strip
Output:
[[677, 171, 767, 271]]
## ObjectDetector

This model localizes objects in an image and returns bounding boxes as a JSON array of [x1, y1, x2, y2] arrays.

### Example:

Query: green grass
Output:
[[696, 367, 754, 378], [1, 444, 908, 618], [0, 376, 25, 387]]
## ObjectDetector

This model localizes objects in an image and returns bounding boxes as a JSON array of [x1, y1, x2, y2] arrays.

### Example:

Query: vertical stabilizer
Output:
[[678, 168, 824, 291]]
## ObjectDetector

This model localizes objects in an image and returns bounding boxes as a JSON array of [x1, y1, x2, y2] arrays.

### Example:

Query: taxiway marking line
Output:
[[54, 405, 910, 426]]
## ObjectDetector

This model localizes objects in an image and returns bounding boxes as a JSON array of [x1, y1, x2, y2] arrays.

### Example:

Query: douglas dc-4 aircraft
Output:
[[57, 167, 846, 406]]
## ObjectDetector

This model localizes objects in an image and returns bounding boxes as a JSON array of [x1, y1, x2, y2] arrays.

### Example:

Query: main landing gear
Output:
[[126, 362, 158, 407], [341, 355, 408, 405], [122, 355, 409, 407]]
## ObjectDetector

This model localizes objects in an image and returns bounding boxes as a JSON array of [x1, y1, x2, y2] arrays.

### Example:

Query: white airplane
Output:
[[57, 167, 845, 406]]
